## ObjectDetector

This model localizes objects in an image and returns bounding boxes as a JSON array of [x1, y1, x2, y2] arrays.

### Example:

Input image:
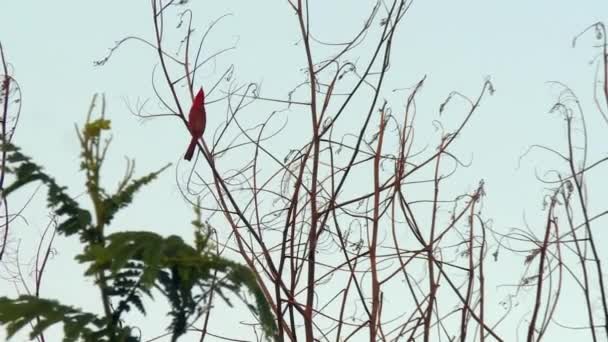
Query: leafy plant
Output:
[[0, 95, 277, 341]]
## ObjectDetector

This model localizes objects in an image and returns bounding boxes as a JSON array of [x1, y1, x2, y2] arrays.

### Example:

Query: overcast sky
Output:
[[1, 1, 608, 341]]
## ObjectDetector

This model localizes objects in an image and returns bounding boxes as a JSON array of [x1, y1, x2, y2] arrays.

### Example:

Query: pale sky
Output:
[[1, 1, 607, 341]]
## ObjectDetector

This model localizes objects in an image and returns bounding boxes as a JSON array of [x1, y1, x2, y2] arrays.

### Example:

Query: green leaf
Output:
[[1, 143, 92, 238], [76, 230, 277, 341], [101, 163, 170, 225], [0, 295, 110, 341]]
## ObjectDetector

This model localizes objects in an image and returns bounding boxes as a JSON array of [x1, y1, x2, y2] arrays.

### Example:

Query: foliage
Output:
[[0, 296, 134, 342], [0, 95, 277, 341]]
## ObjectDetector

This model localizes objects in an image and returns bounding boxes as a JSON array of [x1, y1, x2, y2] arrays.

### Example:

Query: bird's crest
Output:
[[192, 87, 205, 111]]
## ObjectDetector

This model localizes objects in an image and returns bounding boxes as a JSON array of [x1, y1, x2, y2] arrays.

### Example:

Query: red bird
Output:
[[184, 88, 206, 161]]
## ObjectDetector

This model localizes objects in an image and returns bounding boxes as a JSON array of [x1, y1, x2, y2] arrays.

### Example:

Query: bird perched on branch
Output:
[[184, 87, 206, 161]]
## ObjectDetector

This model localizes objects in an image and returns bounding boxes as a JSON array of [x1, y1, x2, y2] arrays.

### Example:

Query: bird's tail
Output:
[[184, 137, 198, 161]]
